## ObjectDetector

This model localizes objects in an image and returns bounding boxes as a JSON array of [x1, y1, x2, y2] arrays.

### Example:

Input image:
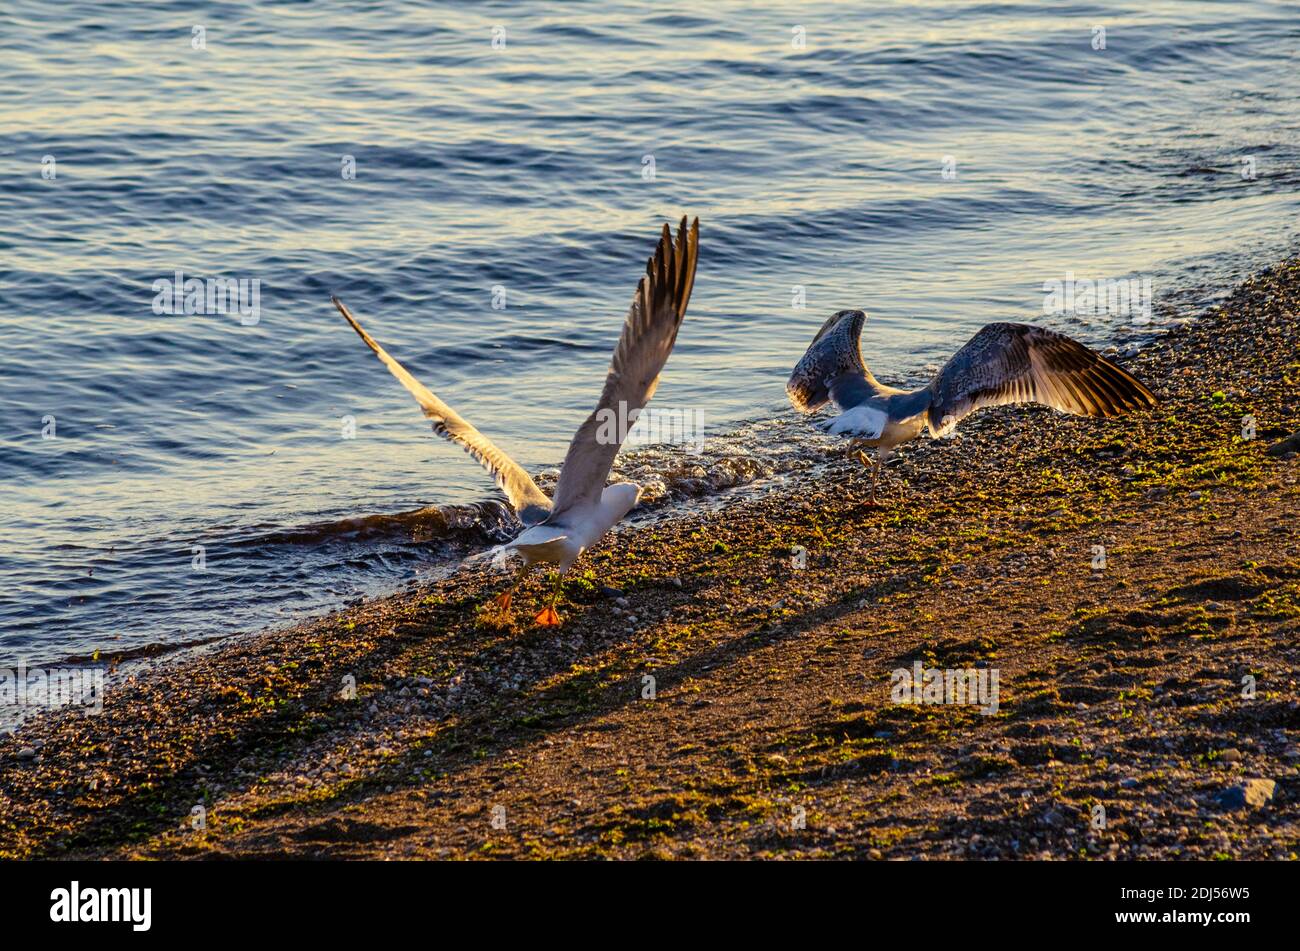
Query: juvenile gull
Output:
[[787, 310, 1158, 503], [332, 216, 699, 625]]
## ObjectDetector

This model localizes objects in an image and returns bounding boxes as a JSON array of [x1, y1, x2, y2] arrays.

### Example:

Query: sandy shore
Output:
[[2, 260, 1298, 860]]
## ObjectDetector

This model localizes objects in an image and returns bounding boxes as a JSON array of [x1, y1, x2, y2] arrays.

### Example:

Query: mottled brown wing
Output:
[[786, 309, 868, 412], [926, 322, 1158, 436]]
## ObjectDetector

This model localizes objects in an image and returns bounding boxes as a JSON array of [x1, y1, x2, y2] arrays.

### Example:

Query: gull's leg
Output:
[[853, 447, 882, 507], [490, 563, 529, 616], [533, 570, 564, 627]]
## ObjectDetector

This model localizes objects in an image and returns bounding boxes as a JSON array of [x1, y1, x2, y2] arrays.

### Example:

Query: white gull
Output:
[[332, 217, 699, 625]]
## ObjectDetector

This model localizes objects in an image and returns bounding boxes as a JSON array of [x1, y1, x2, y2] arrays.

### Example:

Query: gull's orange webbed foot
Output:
[[533, 605, 563, 627], [492, 590, 513, 612]]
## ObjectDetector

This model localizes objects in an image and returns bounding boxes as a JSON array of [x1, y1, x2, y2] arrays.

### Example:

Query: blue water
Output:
[[3, 0, 1299, 665]]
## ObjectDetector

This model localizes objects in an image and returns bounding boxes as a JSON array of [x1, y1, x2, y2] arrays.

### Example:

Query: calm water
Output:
[[3, 0, 1299, 665]]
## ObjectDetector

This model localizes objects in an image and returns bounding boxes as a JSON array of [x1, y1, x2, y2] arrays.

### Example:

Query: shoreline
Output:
[[2, 258, 1297, 860], [0, 282, 1211, 679], [2, 292, 1184, 679]]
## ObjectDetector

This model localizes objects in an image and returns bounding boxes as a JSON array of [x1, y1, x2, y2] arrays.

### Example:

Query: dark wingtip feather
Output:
[[1096, 358, 1159, 415]]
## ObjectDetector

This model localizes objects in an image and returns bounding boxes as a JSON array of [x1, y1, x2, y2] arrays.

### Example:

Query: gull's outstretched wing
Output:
[[786, 309, 871, 412], [331, 296, 552, 526], [547, 216, 699, 520], [925, 322, 1158, 437]]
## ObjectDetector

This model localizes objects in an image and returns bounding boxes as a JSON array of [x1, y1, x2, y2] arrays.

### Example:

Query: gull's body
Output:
[[333, 217, 699, 623], [787, 310, 1158, 501], [507, 482, 641, 574]]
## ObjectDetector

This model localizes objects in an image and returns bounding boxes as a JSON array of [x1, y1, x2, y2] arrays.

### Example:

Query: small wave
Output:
[[216, 413, 826, 561], [229, 500, 523, 549]]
